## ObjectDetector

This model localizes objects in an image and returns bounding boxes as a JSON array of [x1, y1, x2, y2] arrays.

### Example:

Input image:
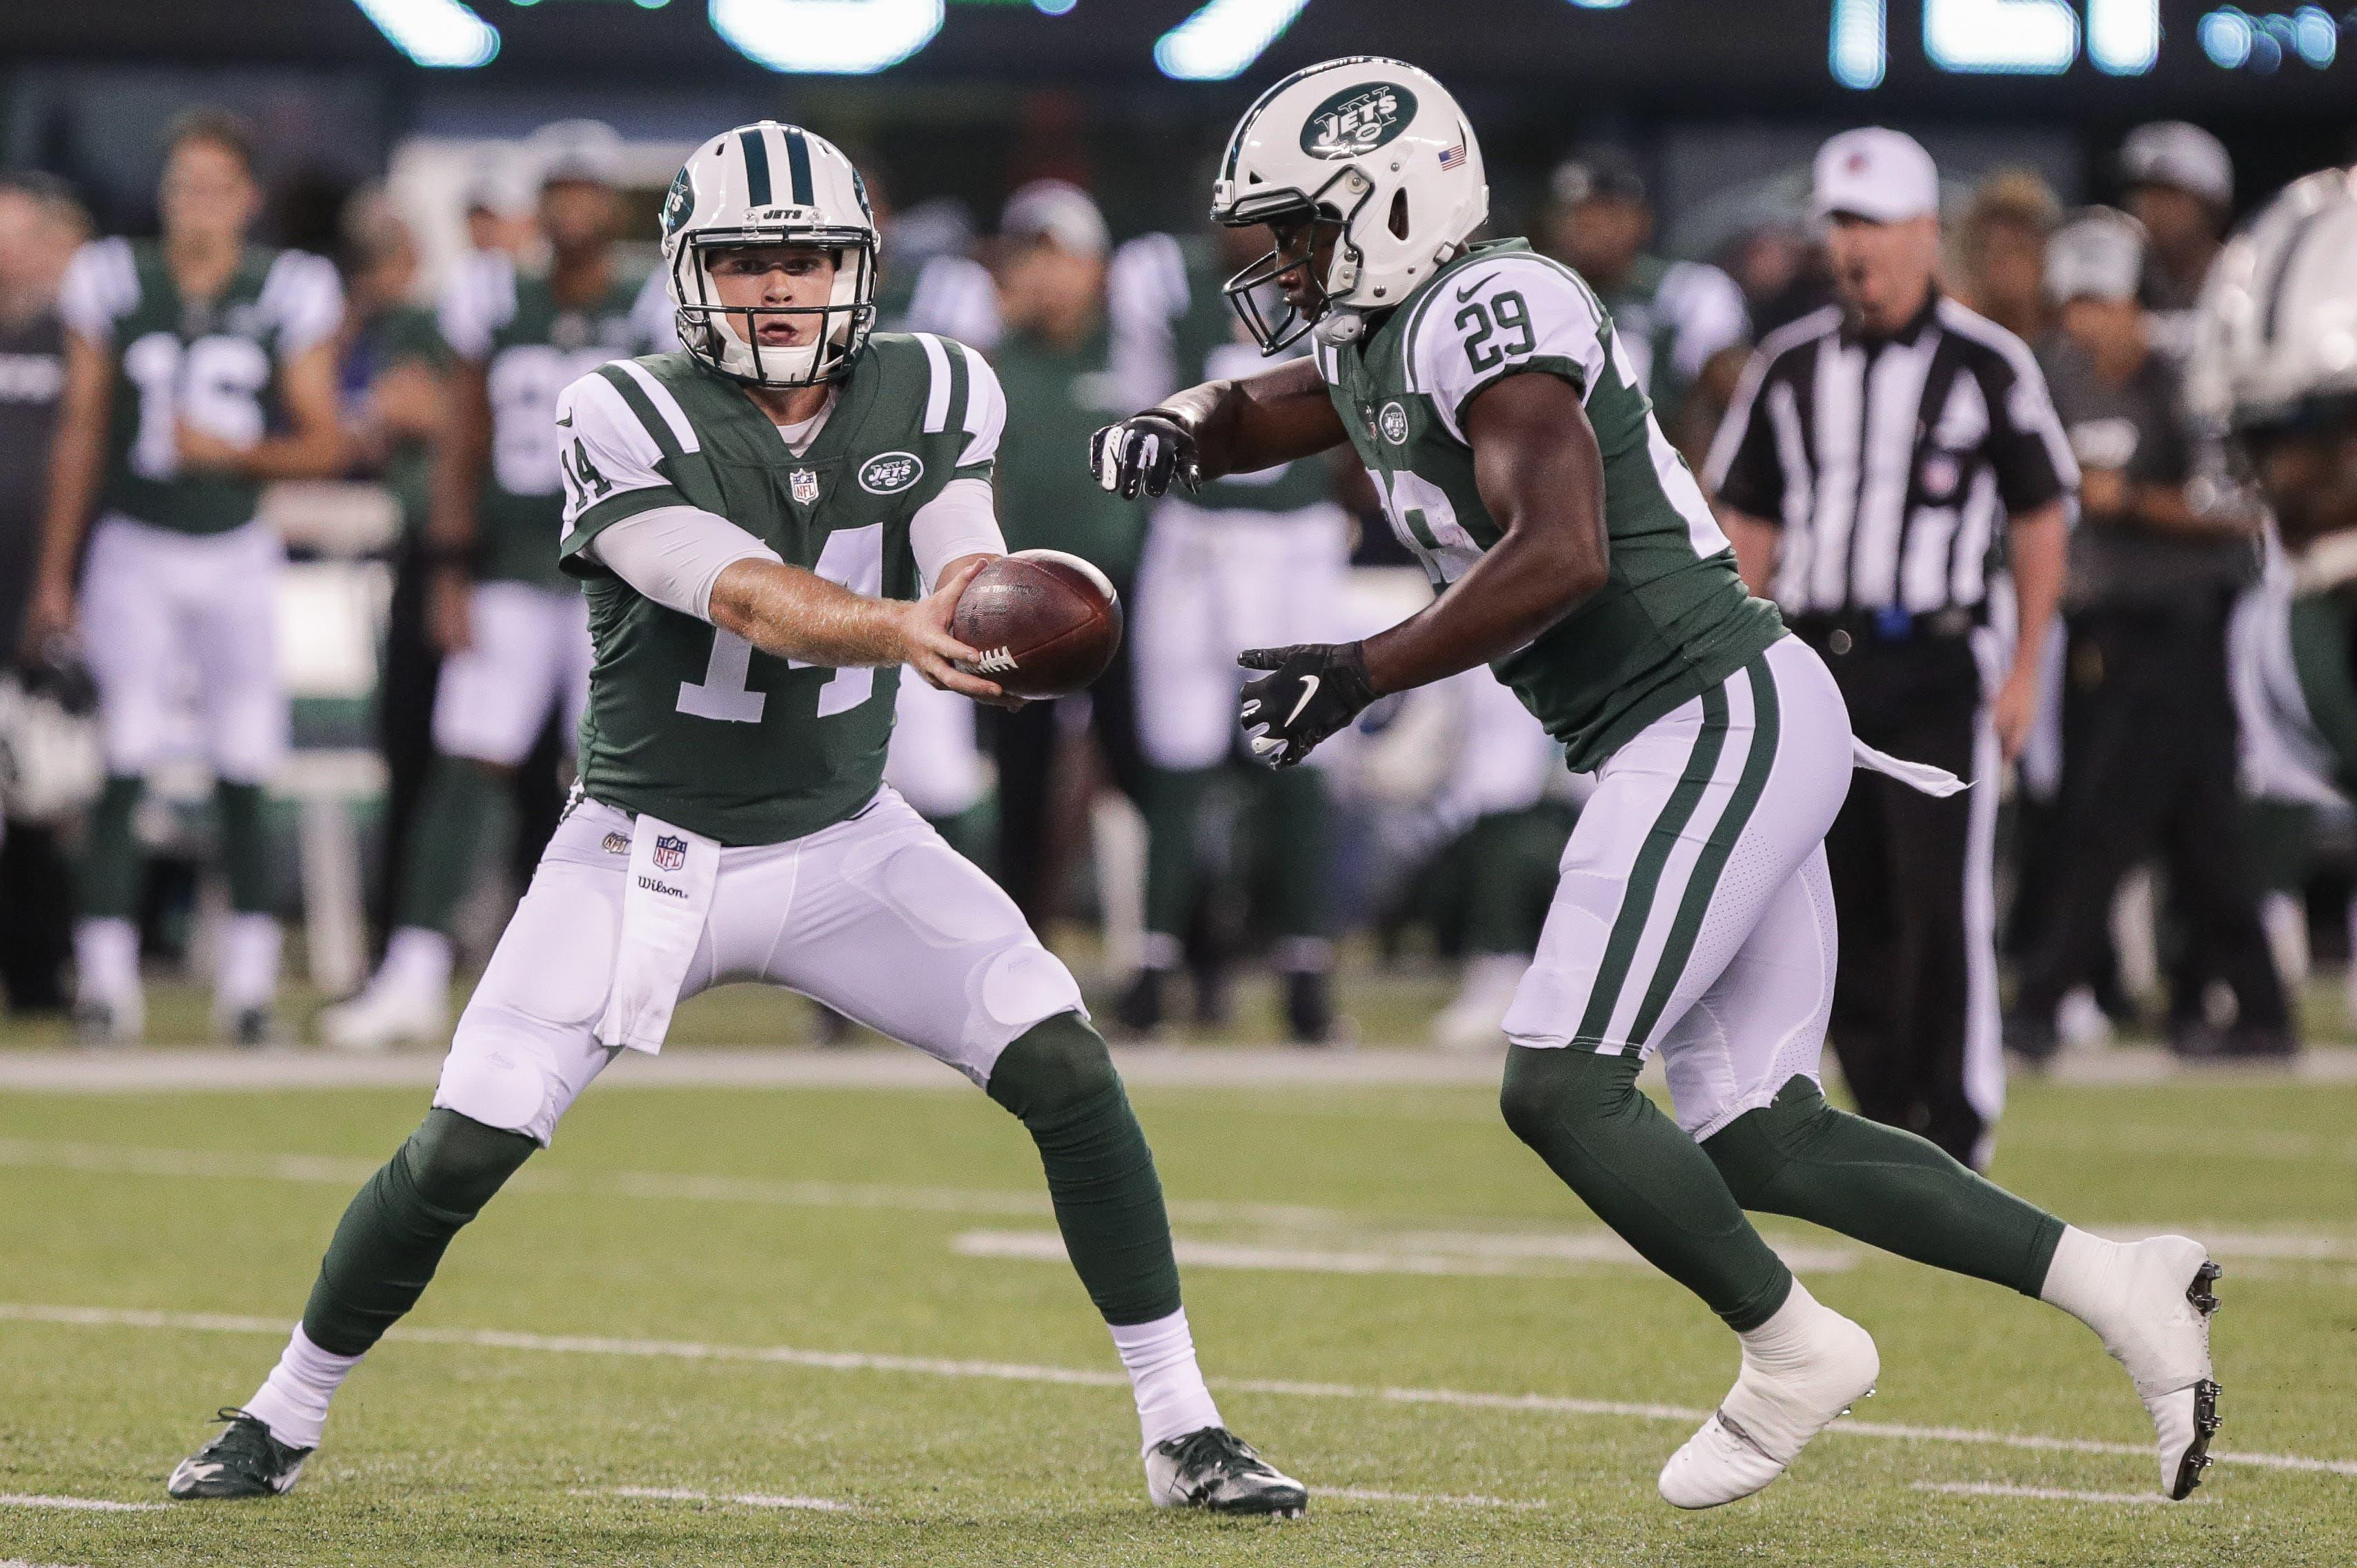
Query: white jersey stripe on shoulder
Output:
[[955, 341, 1005, 468], [610, 358, 702, 455], [915, 333, 954, 433]]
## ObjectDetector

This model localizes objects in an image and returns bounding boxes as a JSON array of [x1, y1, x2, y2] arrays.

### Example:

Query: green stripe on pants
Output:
[[1572, 682, 1730, 1049], [1624, 656, 1782, 1047]]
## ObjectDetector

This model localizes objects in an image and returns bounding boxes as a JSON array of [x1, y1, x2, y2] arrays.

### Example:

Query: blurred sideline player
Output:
[[1107, 217, 1350, 1040], [170, 123, 1303, 1518], [322, 121, 673, 1049], [1095, 57, 2222, 1507], [26, 109, 346, 1044], [1539, 148, 1749, 470], [2121, 121, 2233, 364]]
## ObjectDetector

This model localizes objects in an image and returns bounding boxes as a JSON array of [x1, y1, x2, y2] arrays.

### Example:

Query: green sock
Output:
[[1262, 764, 1329, 940], [1501, 1045, 1791, 1330], [79, 775, 146, 920], [215, 781, 273, 914], [986, 1011, 1182, 1325], [394, 760, 507, 934], [1142, 767, 1212, 950], [300, 1109, 537, 1356], [1704, 1075, 2067, 1296]]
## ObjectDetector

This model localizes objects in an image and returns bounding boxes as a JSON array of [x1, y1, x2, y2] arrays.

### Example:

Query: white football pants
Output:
[[79, 514, 286, 783], [432, 582, 593, 767], [1501, 635, 1855, 1140], [432, 788, 1086, 1144], [1131, 497, 1351, 771]]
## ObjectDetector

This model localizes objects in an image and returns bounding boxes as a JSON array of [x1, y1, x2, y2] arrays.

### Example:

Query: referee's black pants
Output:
[[2013, 598, 2287, 1045], [1801, 624, 1997, 1169]]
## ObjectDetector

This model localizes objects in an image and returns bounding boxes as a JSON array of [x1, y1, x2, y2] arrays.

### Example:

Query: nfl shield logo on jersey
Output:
[[653, 833, 687, 873], [791, 468, 821, 506]]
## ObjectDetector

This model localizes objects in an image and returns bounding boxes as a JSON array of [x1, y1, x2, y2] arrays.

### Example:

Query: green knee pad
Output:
[[1500, 1046, 1791, 1330], [79, 775, 146, 920], [215, 781, 273, 914], [300, 1109, 537, 1356], [1704, 1076, 2064, 1296], [988, 1012, 1182, 1326], [395, 760, 508, 935]]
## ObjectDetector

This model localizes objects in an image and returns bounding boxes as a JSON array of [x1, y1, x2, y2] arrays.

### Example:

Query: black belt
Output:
[[1788, 606, 1978, 655]]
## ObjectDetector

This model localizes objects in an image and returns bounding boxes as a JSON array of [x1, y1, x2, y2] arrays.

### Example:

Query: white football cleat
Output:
[[1659, 1283, 1879, 1510], [2080, 1235, 2223, 1500], [1144, 1426, 1308, 1517], [317, 975, 446, 1053], [1432, 953, 1527, 1051]]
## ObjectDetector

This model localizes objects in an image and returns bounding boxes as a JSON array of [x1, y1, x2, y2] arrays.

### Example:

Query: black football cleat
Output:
[[166, 1407, 312, 1499], [1115, 966, 1168, 1037], [1145, 1426, 1307, 1517], [1283, 968, 1336, 1046]]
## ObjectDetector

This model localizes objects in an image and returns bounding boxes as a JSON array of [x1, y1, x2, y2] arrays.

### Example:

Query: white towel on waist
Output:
[[594, 813, 718, 1054], [1851, 736, 1968, 797]]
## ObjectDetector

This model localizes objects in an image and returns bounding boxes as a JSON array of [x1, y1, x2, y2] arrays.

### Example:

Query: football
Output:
[[949, 549, 1124, 700]]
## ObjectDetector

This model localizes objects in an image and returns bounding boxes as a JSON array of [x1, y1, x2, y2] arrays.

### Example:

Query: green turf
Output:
[[1, 1069, 2351, 1566]]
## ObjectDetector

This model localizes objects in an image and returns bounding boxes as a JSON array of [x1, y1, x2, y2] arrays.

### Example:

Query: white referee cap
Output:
[[1000, 179, 1109, 259], [2045, 208, 2146, 304], [1813, 128, 1940, 224], [2119, 121, 2233, 210]]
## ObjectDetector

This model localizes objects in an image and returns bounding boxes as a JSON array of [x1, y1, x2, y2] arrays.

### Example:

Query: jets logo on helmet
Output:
[[662, 121, 879, 388], [1209, 57, 1488, 355]]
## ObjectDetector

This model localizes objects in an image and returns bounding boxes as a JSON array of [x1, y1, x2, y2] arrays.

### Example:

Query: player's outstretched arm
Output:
[[1092, 356, 1345, 499], [1357, 370, 1610, 695], [708, 553, 1007, 703]]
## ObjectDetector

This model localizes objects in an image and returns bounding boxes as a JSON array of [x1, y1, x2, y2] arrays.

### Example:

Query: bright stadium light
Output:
[[2292, 4, 2338, 66], [709, 0, 945, 74], [2087, 0, 2160, 73], [1564, 0, 1633, 9], [1829, 0, 1886, 88], [2199, 7, 2256, 66], [1154, 0, 1314, 82], [1924, 0, 2078, 74], [351, 0, 500, 68]]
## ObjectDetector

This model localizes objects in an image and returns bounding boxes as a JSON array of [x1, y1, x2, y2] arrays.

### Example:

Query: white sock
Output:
[[376, 926, 454, 997], [74, 917, 139, 1002], [1110, 1307, 1222, 1454], [215, 913, 283, 1013], [2038, 1225, 2125, 1331], [1737, 1277, 1828, 1372], [240, 1325, 363, 1451]]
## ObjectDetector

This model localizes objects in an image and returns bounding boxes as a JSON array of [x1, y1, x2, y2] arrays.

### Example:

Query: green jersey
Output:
[[57, 237, 343, 536], [441, 253, 671, 586], [992, 320, 1147, 582], [1107, 232, 1332, 515], [1313, 238, 1782, 771], [555, 333, 1003, 845], [364, 303, 449, 542], [1588, 254, 1750, 438]]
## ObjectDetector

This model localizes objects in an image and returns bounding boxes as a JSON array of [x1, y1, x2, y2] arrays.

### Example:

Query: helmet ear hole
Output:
[[1388, 188, 1410, 241]]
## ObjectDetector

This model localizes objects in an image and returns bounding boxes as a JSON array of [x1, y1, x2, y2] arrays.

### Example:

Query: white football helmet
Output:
[[2187, 165, 2357, 435], [1210, 55, 1489, 352], [661, 121, 878, 387]]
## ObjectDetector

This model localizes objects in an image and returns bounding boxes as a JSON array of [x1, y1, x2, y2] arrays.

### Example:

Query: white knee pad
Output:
[[1500, 869, 1621, 1050], [433, 1031, 560, 1143]]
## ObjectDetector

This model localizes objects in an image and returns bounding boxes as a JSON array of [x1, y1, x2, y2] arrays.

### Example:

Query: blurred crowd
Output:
[[0, 107, 2337, 1078]]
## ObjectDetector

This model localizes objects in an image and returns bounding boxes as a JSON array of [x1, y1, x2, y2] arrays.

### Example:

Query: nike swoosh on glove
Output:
[[1237, 642, 1378, 768], [1090, 413, 1201, 500]]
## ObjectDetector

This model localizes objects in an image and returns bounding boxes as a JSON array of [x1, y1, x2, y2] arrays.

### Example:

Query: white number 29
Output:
[[674, 522, 885, 724]]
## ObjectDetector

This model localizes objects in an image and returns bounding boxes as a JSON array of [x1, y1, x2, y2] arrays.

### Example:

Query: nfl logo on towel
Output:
[[791, 468, 820, 506], [653, 833, 687, 873]]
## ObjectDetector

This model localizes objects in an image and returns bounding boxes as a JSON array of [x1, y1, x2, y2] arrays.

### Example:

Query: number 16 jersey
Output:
[[1313, 238, 1781, 772], [555, 335, 1003, 846]]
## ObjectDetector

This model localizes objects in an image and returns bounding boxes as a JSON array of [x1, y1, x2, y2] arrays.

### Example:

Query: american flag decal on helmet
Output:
[[1439, 140, 1467, 170]]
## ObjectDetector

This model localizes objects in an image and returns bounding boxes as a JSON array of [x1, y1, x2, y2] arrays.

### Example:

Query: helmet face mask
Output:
[[1209, 56, 1490, 357], [662, 123, 880, 389]]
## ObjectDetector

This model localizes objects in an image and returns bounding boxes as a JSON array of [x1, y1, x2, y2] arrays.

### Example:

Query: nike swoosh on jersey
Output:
[[1454, 274, 1494, 302], [1285, 674, 1321, 726]]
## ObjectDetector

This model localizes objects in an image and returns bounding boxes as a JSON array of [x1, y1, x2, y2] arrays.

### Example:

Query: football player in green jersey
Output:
[[321, 121, 675, 1051], [170, 123, 1305, 1519], [26, 108, 347, 1045], [1094, 58, 2221, 1507]]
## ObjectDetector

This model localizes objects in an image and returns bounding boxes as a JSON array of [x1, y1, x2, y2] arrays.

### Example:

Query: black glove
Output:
[[1089, 411, 1201, 500], [1237, 642, 1378, 768]]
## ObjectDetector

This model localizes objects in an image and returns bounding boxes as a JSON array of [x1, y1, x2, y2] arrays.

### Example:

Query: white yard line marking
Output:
[[1911, 1480, 2207, 1507], [584, 1486, 853, 1511], [955, 1229, 1859, 1278], [6, 1301, 2349, 1482], [0, 1494, 167, 1513], [1324, 1486, 1549, 1510]]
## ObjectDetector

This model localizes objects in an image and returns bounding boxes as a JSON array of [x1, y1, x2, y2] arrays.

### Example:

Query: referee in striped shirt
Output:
[[1706, 128, 2075, 1170]]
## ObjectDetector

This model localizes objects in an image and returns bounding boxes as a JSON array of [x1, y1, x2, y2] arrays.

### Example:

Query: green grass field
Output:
[[2, 1051, 2353, 1566]]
